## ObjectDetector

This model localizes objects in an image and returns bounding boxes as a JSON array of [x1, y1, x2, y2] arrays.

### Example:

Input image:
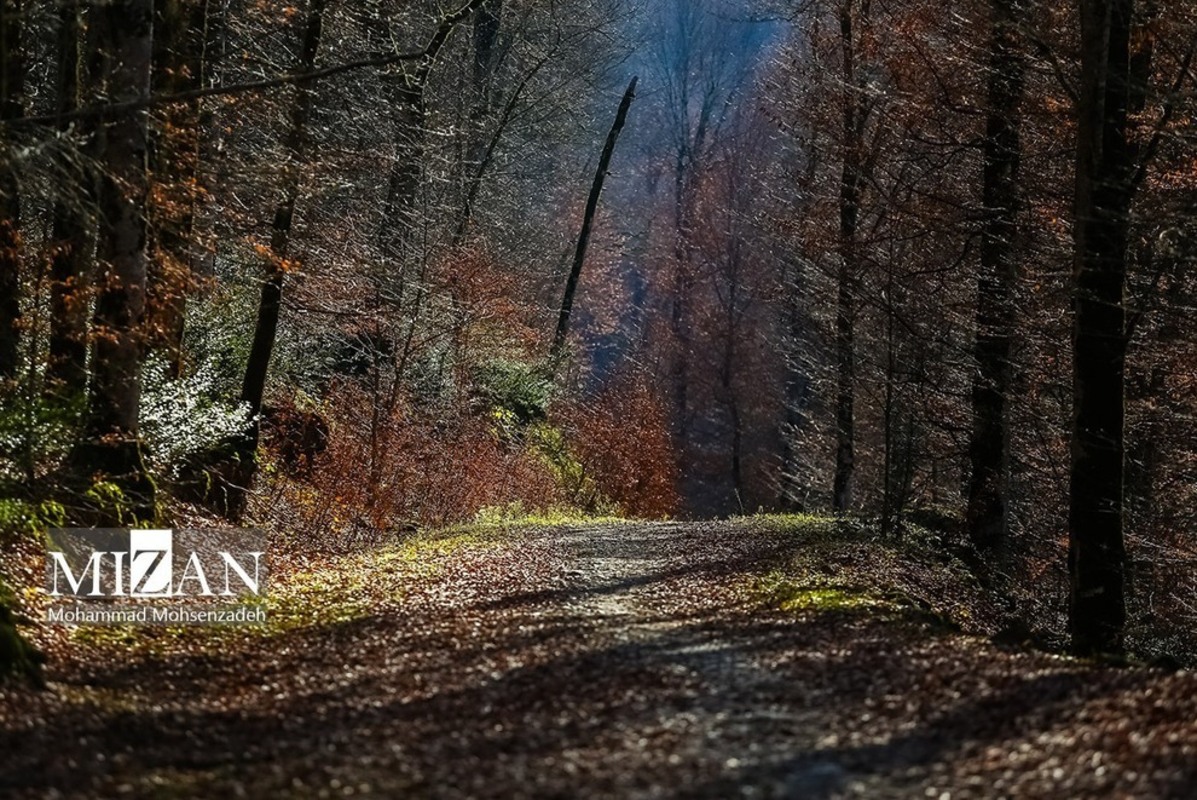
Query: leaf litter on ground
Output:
[[0, 518, 1195, 798]]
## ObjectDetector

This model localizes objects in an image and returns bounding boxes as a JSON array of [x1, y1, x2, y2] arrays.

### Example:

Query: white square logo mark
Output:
[[129, 529, 173, 598]]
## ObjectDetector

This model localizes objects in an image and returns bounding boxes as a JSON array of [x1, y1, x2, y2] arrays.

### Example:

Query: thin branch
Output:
[[1129, 37, 1197, 196], [9, 0, 487, 129], [1025, 29, 1080, 105]]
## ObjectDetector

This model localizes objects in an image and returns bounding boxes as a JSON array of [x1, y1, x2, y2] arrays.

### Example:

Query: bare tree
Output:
[[832, 0, 870, 512], [551, 76, 637, 360], [1069, 0, 1138, 656], [966, 0, 1026, 555], [0, 0, 23, 379]]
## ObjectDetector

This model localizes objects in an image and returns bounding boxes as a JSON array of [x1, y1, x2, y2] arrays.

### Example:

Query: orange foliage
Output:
[[560, 373, 681, 519], [271, 382, 568, 543]]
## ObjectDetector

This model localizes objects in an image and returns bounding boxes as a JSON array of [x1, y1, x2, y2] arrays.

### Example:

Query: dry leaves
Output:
[[1, 521, 1195, 798]]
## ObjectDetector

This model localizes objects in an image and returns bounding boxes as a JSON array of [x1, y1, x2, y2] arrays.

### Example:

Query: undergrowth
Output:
[[746, 513, 1003, 637]]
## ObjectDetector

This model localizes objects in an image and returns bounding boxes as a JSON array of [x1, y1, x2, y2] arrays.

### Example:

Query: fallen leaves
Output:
[[0, 520, 1195, 798]]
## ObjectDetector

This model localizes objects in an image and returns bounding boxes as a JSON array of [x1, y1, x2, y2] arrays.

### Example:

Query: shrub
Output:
[[0, 498, 66, 541], [0, 390, 84, 485], [139, 354, 251, 479], [527, 423, 613, 513], [559, 373, 681, 519], [471, 359, 554, 426], [258, 383, 569, 550]]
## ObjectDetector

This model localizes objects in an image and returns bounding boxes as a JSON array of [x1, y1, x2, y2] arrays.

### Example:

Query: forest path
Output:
[[2, 521, 1195, 798]]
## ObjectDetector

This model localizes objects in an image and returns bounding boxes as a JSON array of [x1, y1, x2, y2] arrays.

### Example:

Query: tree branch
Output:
[[8, 0, 487, 129]]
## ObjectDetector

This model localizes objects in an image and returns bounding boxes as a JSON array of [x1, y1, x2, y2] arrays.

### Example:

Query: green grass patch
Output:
[[750, 567, 964, 635], [465, 501, 626, 530], [752, 570, 897, 614], [741, 512, 871, 540], [68, 526, 508, 656], [744, 511, 974, 636], [741, 512, 837, 530]]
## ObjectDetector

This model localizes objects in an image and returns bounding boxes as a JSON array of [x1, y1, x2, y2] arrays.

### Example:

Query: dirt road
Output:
[[1, 522, 1194, 798]]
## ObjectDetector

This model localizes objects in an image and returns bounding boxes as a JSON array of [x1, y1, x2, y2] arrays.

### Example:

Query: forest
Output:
[[1, 0, 1197, 797]]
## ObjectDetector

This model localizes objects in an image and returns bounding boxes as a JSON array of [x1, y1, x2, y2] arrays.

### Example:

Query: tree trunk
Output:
[[472, 0, 501, 112], [832, 0, 866, 513], [148, 0, 209, 377], [720, 306, 744, 509], [778, 261, 811, 511], [240, 0, 327, 433], [0, 0, 24, 380], [379, 0, 486, 267], [1069, 0, 1137, 657], [455, 0, 502, 229], [966, 0, 1026, 555], [882, 268, 896, 536], [670, 132, 705, 446], [669, 177, 692, 442], [47, 0, 92, 395], [212, 0, 327, 518], [72, 0, 156, 516], [551, 76, 637, 360]]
